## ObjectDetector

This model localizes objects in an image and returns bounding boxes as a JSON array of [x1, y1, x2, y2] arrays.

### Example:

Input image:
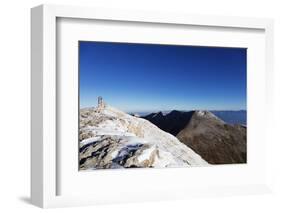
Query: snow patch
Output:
[[80, 136, 101, 146], [138, 145, 156, 162]]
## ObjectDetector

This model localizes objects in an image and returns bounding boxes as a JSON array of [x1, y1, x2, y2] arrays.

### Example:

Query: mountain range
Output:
[[135, 110, 246, 125], [142, 110, 246, 164]]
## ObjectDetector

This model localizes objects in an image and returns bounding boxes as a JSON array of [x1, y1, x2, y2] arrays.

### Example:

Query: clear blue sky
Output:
[[79, 41, 246, 112]]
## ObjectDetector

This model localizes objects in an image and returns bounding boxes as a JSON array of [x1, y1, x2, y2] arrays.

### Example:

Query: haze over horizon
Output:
[[79, 41, 247, 112]]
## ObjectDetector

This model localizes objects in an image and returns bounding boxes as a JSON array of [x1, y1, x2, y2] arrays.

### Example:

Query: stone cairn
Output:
[[96, 96, 105, 112]]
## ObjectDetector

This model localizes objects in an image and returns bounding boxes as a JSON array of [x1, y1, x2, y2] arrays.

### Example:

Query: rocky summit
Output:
[[79, 105, 208, 170]]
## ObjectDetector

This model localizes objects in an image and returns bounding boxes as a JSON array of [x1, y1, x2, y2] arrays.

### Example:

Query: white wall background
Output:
[[0, 0, 280, 212]]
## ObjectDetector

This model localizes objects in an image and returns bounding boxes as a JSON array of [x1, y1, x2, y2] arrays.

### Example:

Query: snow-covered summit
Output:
[[79, 104, 208, 170]]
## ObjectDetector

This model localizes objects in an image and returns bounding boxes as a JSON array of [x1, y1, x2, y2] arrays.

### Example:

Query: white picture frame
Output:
[[31, 4, 274, 208]]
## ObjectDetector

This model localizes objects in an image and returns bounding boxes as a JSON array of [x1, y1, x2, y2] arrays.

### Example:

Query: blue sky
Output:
[[79, 41, 246, 112]]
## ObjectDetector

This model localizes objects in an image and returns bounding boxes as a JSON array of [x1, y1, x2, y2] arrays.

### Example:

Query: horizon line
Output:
[[80, 105, 247, 112]]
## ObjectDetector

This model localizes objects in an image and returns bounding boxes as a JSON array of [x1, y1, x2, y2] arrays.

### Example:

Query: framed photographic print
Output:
[[31, 4, 274, 208]]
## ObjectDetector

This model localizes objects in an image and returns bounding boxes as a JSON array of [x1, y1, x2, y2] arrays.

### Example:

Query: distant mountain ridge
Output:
[[139, 110, 246, 125], [142, 110, 247, 164], [143, 110, 195, 136]]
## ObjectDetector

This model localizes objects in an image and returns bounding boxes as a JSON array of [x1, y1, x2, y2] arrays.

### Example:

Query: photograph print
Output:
[[79, 41, 247, 170]]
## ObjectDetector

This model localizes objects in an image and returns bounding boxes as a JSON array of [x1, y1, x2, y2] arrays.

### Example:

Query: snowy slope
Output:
[[79, 105, 208, 170]]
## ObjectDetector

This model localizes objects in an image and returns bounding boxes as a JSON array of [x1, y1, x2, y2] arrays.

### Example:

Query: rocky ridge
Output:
[[143, 110, 247, 164], [79, 105, 208, 170]]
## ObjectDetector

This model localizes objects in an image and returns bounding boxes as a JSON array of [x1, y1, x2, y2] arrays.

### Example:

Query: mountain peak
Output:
[[141, 109, 246, 165], [177, 110, 246, 164], [143, 110, 194, 136], [152, 111, 164, 118], [192, 110, 224, 123]]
